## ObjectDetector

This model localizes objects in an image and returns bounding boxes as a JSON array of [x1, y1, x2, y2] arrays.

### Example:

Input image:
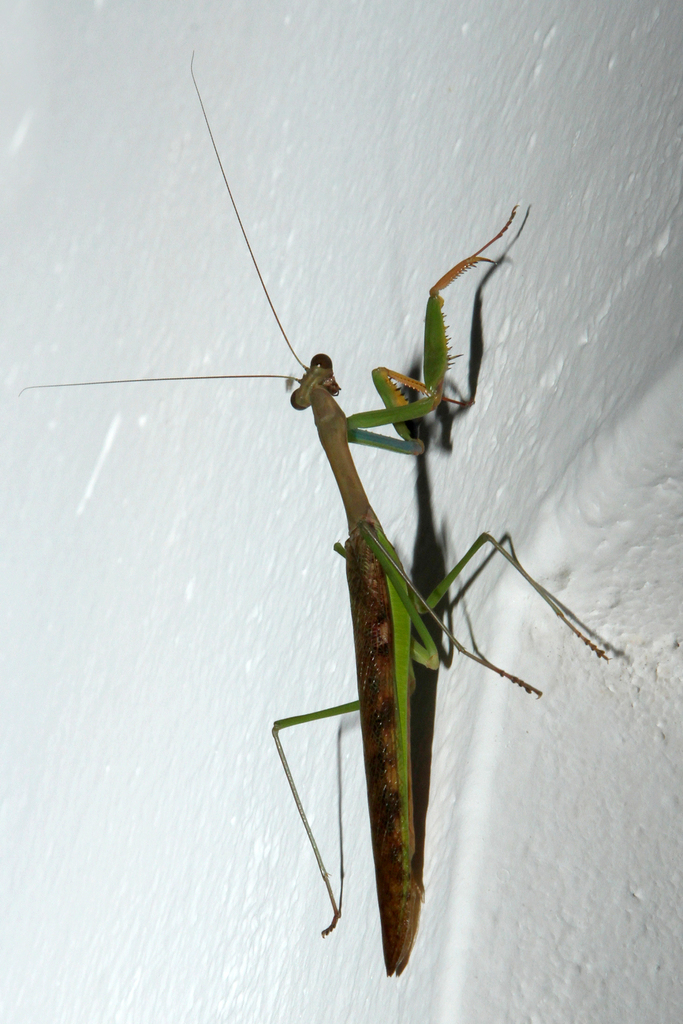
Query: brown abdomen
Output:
[[345, 525, 422, 975]]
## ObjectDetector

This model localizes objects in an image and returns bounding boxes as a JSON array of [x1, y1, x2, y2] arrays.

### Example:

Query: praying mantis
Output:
[[268, 248, 607, 973], [23, 65, 608, 977]]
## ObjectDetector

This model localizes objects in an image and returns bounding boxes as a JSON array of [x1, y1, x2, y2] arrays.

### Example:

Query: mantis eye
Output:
[[309, 354, 340, 396]]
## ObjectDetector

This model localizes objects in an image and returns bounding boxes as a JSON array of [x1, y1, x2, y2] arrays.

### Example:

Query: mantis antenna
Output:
[[21, 57, 309, 397], [190, 53, 307, 371]]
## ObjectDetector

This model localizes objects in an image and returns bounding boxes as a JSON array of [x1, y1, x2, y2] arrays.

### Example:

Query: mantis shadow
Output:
[[405, 206, 618, 881], [406, 233, 522, 887], [331, 214, 538, 903]]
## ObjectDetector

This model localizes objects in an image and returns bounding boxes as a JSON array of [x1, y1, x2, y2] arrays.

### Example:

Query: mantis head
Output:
[[291, 354, 341, 410]]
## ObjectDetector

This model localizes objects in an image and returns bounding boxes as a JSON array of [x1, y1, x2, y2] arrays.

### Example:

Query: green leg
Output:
[[358, 523, 542, 696], [425, 533, 607, 660], [360, 523, 607, 695], [346, 392, 438, 456], [344, 209, 519, 458], [273, 699, 360, 936]]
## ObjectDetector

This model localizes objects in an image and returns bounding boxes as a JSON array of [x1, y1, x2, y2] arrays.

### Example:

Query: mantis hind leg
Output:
[[426, 532, 607, 661], [272, 699, 360, 936], [358, 522, 606, 700]]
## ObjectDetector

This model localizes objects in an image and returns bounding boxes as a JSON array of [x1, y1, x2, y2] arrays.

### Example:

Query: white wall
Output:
[[2, 1, 681, 1021]]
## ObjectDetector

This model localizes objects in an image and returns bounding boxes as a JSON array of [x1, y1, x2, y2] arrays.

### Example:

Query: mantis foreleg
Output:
[[346, 207, 518, 455]]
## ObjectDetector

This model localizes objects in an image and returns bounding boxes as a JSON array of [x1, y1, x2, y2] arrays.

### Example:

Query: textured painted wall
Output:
[[2, 1, 681, 1021]]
